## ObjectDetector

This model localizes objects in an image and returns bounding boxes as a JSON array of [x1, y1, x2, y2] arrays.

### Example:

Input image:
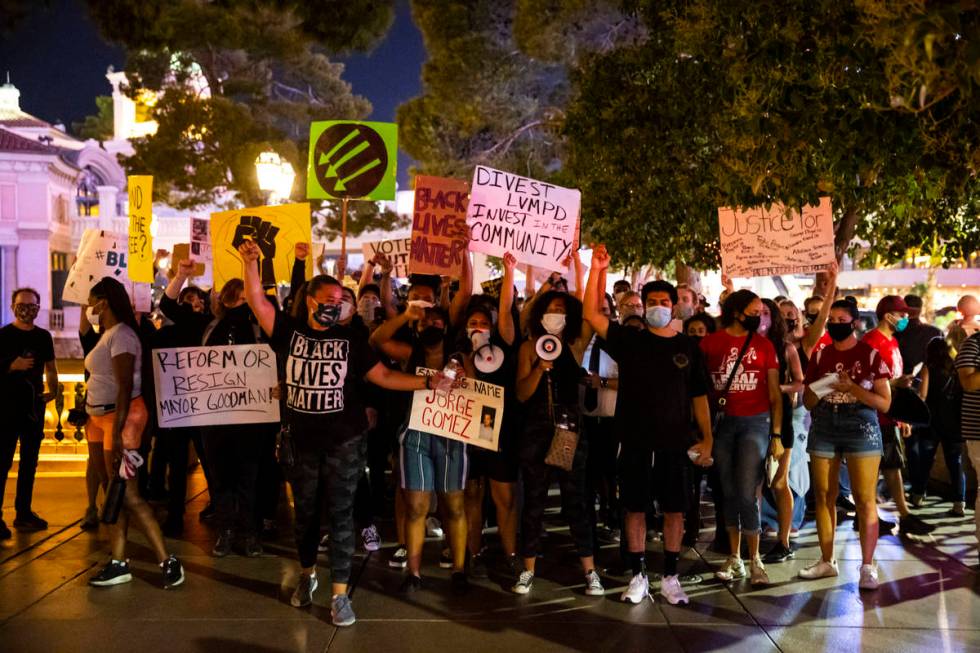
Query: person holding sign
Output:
[[239, 240, 439, 628]]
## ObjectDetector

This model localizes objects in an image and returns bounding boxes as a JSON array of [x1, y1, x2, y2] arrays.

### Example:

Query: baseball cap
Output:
[[876, 295, 910, 320]]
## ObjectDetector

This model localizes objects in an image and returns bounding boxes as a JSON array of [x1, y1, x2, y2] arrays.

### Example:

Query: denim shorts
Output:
[[399, 428, 468, 493], [807, 402, 882, 459]]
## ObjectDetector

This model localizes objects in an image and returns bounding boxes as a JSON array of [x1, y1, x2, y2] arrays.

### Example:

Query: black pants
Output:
[[255, 426, 281, 524], [161, 426, 210, 518], [584, 416, 619, 531], [0, 413, 44, 519], [519, 415, 593, 559], [289, 434, 366, 581], [202, 424, 262, 534]]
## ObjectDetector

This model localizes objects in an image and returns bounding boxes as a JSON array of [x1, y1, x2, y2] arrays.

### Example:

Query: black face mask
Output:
[[740, 315, 761, 333], [312, 303, 341, 327], [688, 335, 703, 345], [419, 326, 444, 347], [826, 322, 855, 342], [785, 319, 798, 332], [805, 312, 819, 324]]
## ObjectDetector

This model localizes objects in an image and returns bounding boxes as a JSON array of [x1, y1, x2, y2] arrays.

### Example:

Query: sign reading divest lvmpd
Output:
[[408, 368, 504, 452], [152, 345, 281, 428]]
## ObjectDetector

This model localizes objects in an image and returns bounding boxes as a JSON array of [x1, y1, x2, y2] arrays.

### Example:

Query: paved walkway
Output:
[[1, 472, 979, 652]]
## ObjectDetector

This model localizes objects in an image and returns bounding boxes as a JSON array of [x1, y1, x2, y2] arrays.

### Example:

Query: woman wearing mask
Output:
[[684, 313, 716, 342], [800, 300, 892, 590], [513, 288, 604, 596], [84, 277, 184, 589], [759, 299, 804, 563], [700, 290, 783, 586]]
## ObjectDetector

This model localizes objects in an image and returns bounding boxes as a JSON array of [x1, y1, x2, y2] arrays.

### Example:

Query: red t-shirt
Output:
[[804, 340, 890, 405], [814, 331, 832, 354], [862, 328, 903, 426], [700, 330, 779, 416]]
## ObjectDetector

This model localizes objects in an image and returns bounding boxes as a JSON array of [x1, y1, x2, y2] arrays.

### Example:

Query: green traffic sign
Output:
[[306, 121, 398, 201]]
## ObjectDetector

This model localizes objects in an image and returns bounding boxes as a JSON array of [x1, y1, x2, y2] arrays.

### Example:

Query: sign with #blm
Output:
[[466, 165, 580, 272], [64, 228, 151, 311], [152, 344, 281, 428], [127, 175, 154, 283], [409, 175, 469, 277], [718, 198, 836, 278], [408, 369, 504, 452]]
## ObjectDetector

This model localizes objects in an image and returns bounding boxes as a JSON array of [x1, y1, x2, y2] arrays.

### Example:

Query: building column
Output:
[[0, 244, 16, 325], [96, 185, 118, 231]]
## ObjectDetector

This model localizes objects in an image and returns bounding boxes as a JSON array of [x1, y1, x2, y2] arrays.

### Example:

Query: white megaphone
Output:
[[535, 334, 563, 362], [471, 330, 505, 373]]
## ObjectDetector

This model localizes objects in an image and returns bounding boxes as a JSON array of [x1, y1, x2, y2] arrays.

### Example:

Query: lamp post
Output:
[[254, 150, 295, 205]]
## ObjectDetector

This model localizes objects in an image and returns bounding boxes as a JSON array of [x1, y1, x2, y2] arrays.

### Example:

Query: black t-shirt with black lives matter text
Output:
[[270, 312, 380, 443], [603, 322, 708, 452], [0, 323, 55, 414]]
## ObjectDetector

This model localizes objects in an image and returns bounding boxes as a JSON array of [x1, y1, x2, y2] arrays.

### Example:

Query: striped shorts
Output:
[[399, 428, 468, 493]]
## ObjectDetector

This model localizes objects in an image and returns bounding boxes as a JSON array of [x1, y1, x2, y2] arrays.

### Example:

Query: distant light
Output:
[[255, 151, 295, 203]]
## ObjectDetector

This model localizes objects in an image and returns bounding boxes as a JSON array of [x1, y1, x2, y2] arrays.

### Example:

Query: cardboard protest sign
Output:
[[465, 166, 580, 272], [718, 198, 835, 278], [480, 277, 504, 299], [171, 244, 206, 277], [152, 344, 280, 428], [189, 217, 214, 287], [409, 175, 469, 276], [64, 228, 151, 311], [307, 121, 397, 201], [210, 203, 313, 290], [362, 237, 412, 279], [408, 369, 504, 452], [127, 175, 154, 283]]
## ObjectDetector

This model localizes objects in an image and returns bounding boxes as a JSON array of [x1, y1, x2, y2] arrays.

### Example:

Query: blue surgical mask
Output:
[[891, 315, 909, 333], [645, 306, 672, 329]]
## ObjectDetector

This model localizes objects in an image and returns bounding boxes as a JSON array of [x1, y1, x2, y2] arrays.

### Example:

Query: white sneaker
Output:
[[858, 563, 879, 591], [799, 559, 839, 580], [715, 555, 745, 581], [511, 570, 534, 595], [317, 533, 329, 553], [749, 557, 770, 586], [361, 525, 381, 552], [425, 516, 444, 539], [659, 575, 689, 605], [621, 573, 651, 604], [584, 570, 605, 596]]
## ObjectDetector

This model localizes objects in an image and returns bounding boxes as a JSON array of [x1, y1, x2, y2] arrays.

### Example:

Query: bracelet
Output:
[[425, 375, 432, 390], [600, 377, 609, 389], [769, 433, 782, 440]]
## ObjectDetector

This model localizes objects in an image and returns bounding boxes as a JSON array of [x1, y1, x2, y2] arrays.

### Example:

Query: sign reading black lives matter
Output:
[[153, 345, 280, 428], [466, 166, 580, 272]]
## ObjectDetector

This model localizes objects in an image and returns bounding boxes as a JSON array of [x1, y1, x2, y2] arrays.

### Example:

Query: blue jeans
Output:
[[713, 412, 770, 534]]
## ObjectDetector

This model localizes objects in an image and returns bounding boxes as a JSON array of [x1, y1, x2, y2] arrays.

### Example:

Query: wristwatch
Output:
[[600, 377, 609, 389]]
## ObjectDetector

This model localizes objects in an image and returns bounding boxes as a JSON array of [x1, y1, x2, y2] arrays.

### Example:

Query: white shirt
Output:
[[582, 335, 618, 417], [84, 323, 142, 413]]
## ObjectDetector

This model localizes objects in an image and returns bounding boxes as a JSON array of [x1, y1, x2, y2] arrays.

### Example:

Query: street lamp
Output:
[[255, 150, 295, 204]]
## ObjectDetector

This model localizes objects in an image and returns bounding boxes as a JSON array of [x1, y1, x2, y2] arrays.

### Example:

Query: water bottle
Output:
[[436, 357, 463, 397]]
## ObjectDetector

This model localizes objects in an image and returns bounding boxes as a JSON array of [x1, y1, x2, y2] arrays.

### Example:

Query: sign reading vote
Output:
[[307, 121, 397, 201], [409, 175, 469, 277], [127, 175, 154, 283], [362, 237, 412, 279], [718, 198, 836, 278], [210, 203, 313, 290], [64, 228, 151, 311], [408, 369, 504, 452], [152, 345, 281, 428]]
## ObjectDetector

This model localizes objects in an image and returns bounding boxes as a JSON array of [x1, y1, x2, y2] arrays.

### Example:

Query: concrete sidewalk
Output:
[[1, 471, 979, 652]]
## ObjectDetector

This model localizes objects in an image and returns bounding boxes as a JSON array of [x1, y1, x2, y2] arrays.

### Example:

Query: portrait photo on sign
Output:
[[479, 406, 497, 442]]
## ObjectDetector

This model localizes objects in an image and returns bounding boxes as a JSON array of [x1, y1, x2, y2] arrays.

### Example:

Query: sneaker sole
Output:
[[164, 571, 186, 589], [660, 593, 689, 605], [511, 586, 531, 595], [620, 592, 649, 604], [388, 560, 407, 569], [90, 573, 133, 587], [332, 615, 356, 627], [585, 589, 605, 596], [363, 544, 381, 552], [439, 561, 453, 569]]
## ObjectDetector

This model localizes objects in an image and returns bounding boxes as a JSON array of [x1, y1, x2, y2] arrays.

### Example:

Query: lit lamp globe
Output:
[[255, 151, 295, 204]]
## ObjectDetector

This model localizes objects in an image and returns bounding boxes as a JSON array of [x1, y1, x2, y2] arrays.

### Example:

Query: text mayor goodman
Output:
[[155, 347, 276, 418]]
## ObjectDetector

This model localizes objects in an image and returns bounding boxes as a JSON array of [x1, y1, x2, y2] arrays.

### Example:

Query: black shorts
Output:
[[619, 447, 690, 514], [467, 446, 519, 483], [881, 426, 905, 471]]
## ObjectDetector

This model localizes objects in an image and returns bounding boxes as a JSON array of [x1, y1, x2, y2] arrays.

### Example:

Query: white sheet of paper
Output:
[[808, 373, 839, 399]]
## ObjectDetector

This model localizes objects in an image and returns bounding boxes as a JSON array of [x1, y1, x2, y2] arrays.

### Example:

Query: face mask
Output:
[[419, 325, 444, 346], [357, 297, 378, 322], [785, 319, 798, 332], [541, 313, 566, 335], [758, 314, 772, 336], [826, 322, 855, 342], [620, 306, 641, 322], [312, 302, 341, 327], [688, 334, 703, 345], [645, 306, 673, 328], [741, 314, 762, 333], [890, 315, 909, 333], [674, 304, 694, 321], [805, 312, 819, 324], [339, 301, 355, 323], [14, 303, 39, 323], [86, 304, 101, 327]]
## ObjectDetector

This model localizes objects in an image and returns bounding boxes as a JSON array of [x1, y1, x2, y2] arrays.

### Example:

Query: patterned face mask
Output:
[[312, 302, 341, 327], [14, 303, 39, 323]]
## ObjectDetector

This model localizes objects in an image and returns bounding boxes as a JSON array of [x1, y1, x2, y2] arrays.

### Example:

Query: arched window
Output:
[[75, 168, 100, 216]]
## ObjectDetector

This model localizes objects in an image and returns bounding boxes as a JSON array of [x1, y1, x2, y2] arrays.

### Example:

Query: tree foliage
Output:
[[72, 95, 114, 141]]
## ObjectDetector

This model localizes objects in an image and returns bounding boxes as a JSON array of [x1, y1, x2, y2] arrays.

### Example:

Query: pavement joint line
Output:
[[0, 559, 99, 628], [0, 521, 85, 577]]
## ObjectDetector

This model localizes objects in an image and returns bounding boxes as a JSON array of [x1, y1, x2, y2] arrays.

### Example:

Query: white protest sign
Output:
[[408, 368, 504, 451], [362, 237, 412, 278], [152, 344, 281, 428], [466, 165, 580, 272], [718, 198, 835, 278], [64, 228, 152, 311], [189, 217, 215, 288]]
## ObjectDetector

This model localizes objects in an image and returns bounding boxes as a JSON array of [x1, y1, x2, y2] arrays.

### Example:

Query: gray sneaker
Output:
[[290, 572, 318, 608], [331, 593, 356, 627]]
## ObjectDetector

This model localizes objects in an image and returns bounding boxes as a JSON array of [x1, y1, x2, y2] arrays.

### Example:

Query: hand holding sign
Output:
[[176, 258, 198, 279], [238, 239, 261, 264]]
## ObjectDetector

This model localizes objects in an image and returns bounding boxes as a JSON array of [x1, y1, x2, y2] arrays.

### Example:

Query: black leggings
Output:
[[202, 424, 261, 534], [289, 435, 366, 582], [519, 415, 593, 559], [162, 425, 210, 518]]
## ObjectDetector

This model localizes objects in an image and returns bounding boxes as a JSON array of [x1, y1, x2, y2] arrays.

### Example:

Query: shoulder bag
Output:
[[544, 371, 580, 471], [711, 332, 754, 436]]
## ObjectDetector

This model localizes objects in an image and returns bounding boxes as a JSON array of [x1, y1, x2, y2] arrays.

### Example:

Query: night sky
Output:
[[0, 0, 425, 185]]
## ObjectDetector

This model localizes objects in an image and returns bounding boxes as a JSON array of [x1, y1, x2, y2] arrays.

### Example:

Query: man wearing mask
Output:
[[862, 296, 934, 536], [0, 288, 58, 538]]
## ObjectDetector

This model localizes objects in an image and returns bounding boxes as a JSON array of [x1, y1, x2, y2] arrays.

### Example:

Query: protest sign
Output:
[[189, 217, 214, 287], [408, 369, 504, 452], [717, 198, 835, 278], [171, 244, 206, 277], [152, 344, 280, 428], [480, 277, 504, 299], [127, 175, 154, 283], [307, 121, 397, 201], [465, 166, 580, 272], [362, 237, 412, 279], [409, 175, 469, 276], [210, 203, 313, 290], [64, 228, 151, 311]]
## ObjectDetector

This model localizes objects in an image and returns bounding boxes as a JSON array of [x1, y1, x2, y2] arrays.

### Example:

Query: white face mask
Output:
[[469, 328, 491, 350], [541, 313, 566, 335], [357, 297, 378, 322], [86, 305, 101, 327], [645, 306, 672, 329], [339, 301, 355, 323]]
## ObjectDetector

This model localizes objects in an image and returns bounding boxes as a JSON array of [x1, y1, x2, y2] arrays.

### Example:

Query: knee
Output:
[[770, 476, 789, 492], [406, 499, 429, 521]]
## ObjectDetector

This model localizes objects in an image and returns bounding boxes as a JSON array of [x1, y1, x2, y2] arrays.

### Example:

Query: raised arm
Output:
[[767, 367, 785, 458], [376, 253, 398, 319], [359, 256, 377, 296], [449, 249, 473, 328], [165, 258, 194, 301], [368, 303, 421, 363], [498, 252, 517, 346], [781, 344, 804, 395], [802, 261, 838, 357], [583, 245, 611, 340], [284, 242, 309, 311], [570, 249, 585, 302], [239, 240, 277, 337], [516, 339, 551, 403]]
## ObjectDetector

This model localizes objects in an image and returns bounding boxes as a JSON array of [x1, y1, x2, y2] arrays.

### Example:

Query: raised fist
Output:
[[294, 242, 310, 261], [232, 215, 279, 286]]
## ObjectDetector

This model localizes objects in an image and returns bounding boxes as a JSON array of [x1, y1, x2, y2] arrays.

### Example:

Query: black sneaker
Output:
[[388, 546, 408, 568], [451, 571, 469, 594], [212, 529, 234, 557], [80, 507, 100, 532], [900, 514, 936, 536], [763, 542, 796, 563], [290, 572, 318, 607], [161, 555, 185, 589], [198, 503, 215, 522], [854, 516, 896, 534], [469, 552, 489, 579], [13, 512, 48, 532], [240, 534, 264, 558], [439, 548, 453, 569], [0, 520, 11, 541], [89, 560, 133, 587], [399, 574, 422, 594]]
